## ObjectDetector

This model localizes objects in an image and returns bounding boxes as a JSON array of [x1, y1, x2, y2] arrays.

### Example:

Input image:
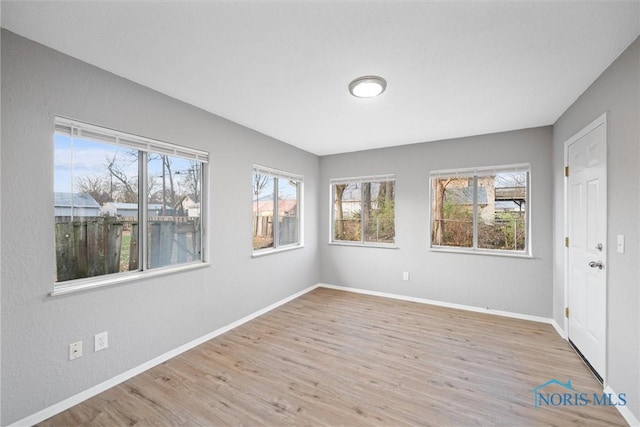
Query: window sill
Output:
[[430, 246, 532, 258], [329, 241, 398, 249], [50, 262, 211, 297], [252, 244, 304, 258]]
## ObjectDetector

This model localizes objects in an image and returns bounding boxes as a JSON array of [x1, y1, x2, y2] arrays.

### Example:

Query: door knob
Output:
[[588, 260, 604, 270]]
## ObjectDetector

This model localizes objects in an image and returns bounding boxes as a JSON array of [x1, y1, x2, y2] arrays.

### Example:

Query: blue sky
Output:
[[254, 174, 298, 201], [55, 134, 195, 195]]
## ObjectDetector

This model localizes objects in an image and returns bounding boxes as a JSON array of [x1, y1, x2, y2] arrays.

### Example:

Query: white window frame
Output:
[[429, 164, 531, 257], [330, 174, 397, 248], [52, 117, 210, 296], [252, 165, 304, 256]]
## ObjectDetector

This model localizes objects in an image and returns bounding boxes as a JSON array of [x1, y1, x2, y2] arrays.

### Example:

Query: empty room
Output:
[[1, 1, 639, 426]]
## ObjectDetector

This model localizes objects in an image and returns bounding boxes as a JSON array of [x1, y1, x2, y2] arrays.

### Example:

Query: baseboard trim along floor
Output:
[[13, 283, 637, 426], [10, 284, 320, 427]]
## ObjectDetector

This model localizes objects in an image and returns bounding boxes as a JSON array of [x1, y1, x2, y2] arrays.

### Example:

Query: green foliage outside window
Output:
[[431, 168, 528, 253], [333, 178, 395, 245]]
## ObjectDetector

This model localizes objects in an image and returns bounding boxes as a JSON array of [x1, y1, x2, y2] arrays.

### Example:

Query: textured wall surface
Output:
[[1, 30, 320, 425], [552, 36, 640, 421], [3, 24, 639, 426], [319, 126, 554, 317]]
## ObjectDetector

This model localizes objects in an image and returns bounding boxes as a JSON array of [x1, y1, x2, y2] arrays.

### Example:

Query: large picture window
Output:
[[252, 166, 302, 253], [331, 175, 395, 246], [430, 164, 529, 254], [53, 117, 208, 289]]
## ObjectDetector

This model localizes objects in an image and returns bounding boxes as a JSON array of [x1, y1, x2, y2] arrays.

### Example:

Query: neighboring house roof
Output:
[[253, 199, 297, 214], [445, 187, 488, 204], [179, 194, 199, 208], [54, 192, 100, 208], [104, 202, 137, 210], [495, 186, 526, 201], [104, 202, 168, 210]]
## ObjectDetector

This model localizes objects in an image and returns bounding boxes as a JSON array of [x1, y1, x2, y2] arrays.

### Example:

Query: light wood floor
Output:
[[39, 288, 626, 426]]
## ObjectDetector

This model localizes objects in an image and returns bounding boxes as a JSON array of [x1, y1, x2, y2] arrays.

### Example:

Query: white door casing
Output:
[[565, 113, 607, 380]]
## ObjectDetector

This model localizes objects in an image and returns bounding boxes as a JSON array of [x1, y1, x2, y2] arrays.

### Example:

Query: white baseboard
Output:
[[16, 282, 629, 427], [604, 385, 640, 427], [318, 283, 554, 325], [9, 284, 321, 427], [551, 319, 567, 339], [320, 284, 640, 425]]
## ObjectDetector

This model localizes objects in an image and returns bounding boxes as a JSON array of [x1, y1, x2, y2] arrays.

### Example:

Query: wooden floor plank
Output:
[[38, 288, 627, 426]]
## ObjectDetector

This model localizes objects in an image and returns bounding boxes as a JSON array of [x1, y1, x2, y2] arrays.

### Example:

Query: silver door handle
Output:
[[589, 260, 604, 270]]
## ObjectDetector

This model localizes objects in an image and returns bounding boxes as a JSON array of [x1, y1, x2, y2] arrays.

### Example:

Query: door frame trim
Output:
[[563, 111, 608, 384]]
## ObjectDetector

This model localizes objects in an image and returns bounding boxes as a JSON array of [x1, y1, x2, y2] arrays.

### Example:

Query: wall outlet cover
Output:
[[69, 341, 82, 360], [95, 331, 108, 352]]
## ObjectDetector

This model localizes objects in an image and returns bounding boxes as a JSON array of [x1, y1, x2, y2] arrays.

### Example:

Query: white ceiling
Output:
[[2, 1, 640, 156]]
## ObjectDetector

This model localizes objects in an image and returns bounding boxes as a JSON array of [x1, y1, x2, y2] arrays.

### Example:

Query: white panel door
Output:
[[566, 118, 607, 378]]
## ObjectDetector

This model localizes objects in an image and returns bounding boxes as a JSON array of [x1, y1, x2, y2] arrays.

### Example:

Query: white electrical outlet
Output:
[[402, 272, 410, 281], [95, 331, 108, 352], [69, 341, 82, 360]]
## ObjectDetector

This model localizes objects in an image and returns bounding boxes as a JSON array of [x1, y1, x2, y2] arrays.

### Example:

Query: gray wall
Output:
[[552, 37, 640, 418], [319, 126, 553, 317], [4, 24, 639, 425], [1, 30, 320, 425]]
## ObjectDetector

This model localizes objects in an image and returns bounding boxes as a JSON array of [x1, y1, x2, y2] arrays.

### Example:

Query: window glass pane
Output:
[[477, 172, 527, 251], [431, 176, 473, 247], [147, 154, 203, 268], [253, 173, 275, 250], [252, 167, 302, 251], [54, 134, 139, 282], [364, 181, 395, 244], [333, 183, 361, 241], [278, 179, 299, 246], [55, 119, 208, 291]]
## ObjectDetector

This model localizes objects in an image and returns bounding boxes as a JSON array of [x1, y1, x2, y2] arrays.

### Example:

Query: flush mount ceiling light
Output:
[[349, 75, 387, 98]]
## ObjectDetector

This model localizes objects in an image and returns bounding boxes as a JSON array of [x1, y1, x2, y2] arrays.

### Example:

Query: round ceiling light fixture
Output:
[[349, 75, 387, 98]]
